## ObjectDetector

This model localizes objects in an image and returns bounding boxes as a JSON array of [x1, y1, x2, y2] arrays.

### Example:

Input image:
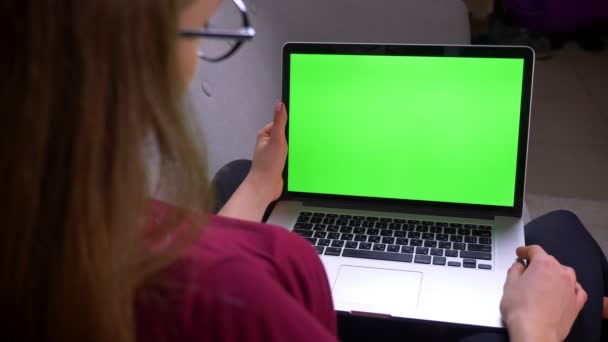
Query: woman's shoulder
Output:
[[137, 213, 337, 342]]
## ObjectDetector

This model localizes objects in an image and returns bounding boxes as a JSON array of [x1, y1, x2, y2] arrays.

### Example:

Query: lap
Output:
[[211, 161, 607, 341]]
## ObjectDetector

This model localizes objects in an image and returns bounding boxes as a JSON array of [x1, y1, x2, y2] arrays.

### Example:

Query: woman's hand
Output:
[[218, 101, 287, 222], [500, 245, 588, 342], [246, 100, 288, 202]]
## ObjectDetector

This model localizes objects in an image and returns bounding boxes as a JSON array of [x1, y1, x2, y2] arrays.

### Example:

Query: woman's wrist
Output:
[[506, 316, 559, 342], [242, 173, 275, 208]]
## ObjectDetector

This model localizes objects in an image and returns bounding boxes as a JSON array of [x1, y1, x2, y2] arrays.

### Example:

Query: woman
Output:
[[2, 0, 606, 341]]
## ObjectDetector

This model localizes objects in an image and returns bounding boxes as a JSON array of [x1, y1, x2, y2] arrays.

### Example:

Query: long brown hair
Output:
[[1, 1, 211, 341]]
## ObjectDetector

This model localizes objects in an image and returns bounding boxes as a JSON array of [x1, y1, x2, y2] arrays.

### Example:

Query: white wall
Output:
[[188, 0, 471, 175]]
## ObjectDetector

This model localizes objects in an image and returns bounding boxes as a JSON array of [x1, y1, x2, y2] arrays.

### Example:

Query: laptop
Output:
[[267, 43, 534, 328]]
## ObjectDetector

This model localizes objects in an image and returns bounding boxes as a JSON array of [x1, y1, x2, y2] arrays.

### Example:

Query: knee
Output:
[[544, 210, 582, 225], [525, 209, 587, 243]]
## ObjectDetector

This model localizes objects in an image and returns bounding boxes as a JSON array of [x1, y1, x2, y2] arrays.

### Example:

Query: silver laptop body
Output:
[[267, 43, 535, 328]]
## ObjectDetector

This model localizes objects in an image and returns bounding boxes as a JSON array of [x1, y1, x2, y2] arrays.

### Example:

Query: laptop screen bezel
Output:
[[281, 43, 534, 217]]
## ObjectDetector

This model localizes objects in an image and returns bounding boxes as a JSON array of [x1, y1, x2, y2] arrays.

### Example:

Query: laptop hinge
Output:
[[299, 198, 495, 220]]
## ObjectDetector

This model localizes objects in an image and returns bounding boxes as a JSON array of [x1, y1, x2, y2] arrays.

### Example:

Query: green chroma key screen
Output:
[[287, 53, 525, 207]]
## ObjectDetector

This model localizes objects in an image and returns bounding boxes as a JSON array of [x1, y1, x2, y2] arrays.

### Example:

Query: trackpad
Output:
[[333, 266, 422, 314]]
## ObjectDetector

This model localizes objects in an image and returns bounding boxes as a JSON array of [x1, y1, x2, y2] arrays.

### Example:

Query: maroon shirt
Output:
[[136, 200, 338, 342]]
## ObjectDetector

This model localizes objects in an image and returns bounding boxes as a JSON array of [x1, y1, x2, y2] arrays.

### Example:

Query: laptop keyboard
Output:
[[293, 211, 493, 270]]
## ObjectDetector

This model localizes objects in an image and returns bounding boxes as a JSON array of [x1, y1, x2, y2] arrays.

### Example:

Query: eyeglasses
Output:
[[179, 0, 256, 62]]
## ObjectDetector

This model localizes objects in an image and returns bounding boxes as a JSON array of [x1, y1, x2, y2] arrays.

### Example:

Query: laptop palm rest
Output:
[[332, 266, 422, 315]]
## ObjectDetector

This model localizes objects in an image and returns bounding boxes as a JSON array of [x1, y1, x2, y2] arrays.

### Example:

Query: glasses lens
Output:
[[199, 0, 242, 61]]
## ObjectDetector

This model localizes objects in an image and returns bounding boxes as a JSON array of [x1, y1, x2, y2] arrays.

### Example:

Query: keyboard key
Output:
[[430, 248, 444, 256], [479, 237, 492, 245], [436, 234, 449, 241], [313, 231, 327, 238], [314, 246, 324, 254], [367, 228, 380, 235], [350, 220, 362, 227], [408, 220, 420, 224], [373, 244, 387, 251], [326, 225, 339, 232], [396, 238, 409, 245], [458, 228, 470, 236], [472, 230, 492, 237], [380, 218, 393, 223], [438, 241, 451, 249], [430, 226, 442, 233], [339, 226, 353, 233], [401, 246, 415, 254], [340, 234, 354, 241], [436, 222, 448, 227], [368, 236, 381, 243], [375, 222, 388, 229], [464, 224, 478, 229], [450, 235, 463, 242], [354, 227, 366, 234], [460, 251, 492, 260], [343, 249, 413, 263], [328, 232, 340, 239], [450, 223, 463, 228], [353, 216, 365, 220], [422, 233, 435, 240], [389, 223, 402, 230], [394, 231, 407, 237], [340, 214, 352, 219], [468, 244, 492, 252], [297, 216, 310, 223], [331, 240, 345, 247], [380, 229, 393, 236], [465, 236, 477, 243], [294, 223, 313, 229], [414, 255, 432, 264], [300, 212, 312, 216], [317, 239, 331, 246], [306, 238, 317, 245], [354, 234, 367, 242], [358, 242, 372, 250], [294, 229, 313, 237], [387, 245, 400, 252], [424, 240, 437, 248], [422, 221, 434, 225], [447, 261, 461, 267], [323, 217, 335, 224], [336, 219, 349, 225], [479, 225, 492, 230], [326, 214, 338, 218], [310, 217, 322, 224], [478, 264, 492, 270], [410, 239, 423, 246], [416, 225, 429, 232], [433, 256, 447, 265], [382, 237, 395, 244], [408, 232, 421, 239], [401, 224, 414, 231], [313, 224, 327, 231], [445, 249, 459, 257], [453, 242, 466, 250], [444, 227, 456, 235], [362, 221, 375, 228], [463, 258, 477, 268], [313, 212, 325, 217], [415, 247, 429, 255], [325, 247, 342, 256], [367, 216, 379, 221], [345, 241, 358, 249], [394, 219, 407, 223]]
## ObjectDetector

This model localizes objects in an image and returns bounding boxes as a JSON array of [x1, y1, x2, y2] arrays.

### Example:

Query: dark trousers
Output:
[[212, 160, 608, 341]]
